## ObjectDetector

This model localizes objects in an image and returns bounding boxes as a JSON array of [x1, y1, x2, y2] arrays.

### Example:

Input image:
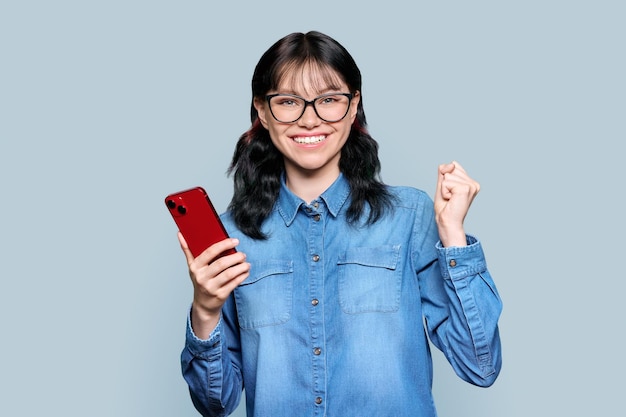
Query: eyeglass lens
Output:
[[268, 93, 351, 123]]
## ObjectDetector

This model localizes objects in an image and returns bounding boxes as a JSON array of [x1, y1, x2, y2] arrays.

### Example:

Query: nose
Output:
[[297, 102, 322, 128]]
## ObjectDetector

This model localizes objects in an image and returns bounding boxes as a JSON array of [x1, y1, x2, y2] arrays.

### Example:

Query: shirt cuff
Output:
[[436, 235, 488, 280], [185, 306, 223, 359]]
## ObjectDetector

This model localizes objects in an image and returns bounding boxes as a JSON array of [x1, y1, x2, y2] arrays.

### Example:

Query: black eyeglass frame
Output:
[[265, 92, 354, 123]]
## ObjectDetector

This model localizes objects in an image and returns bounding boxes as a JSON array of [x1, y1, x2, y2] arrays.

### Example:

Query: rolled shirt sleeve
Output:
[[431, 236, 503, 386], [181, 305, 244, 417]]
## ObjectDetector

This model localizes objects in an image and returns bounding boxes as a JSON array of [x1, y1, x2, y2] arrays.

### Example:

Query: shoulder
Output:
[[219, 211, 241, 237], [375, 185, 435, 226], [220, 210, 234, 224], [385, 185, 433, 208]]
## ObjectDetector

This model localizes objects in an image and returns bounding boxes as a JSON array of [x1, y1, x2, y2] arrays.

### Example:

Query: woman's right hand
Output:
[[178, 232, 250, 339]]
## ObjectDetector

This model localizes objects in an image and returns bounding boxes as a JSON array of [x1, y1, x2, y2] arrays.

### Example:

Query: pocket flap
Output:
[[337, 245, 401, 270], [240, 260, 294, 286]]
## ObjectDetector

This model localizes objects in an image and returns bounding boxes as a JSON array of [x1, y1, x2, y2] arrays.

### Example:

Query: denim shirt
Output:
[[181, 174, 502, 417]]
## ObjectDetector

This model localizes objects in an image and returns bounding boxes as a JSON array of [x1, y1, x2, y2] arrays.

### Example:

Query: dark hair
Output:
[[227, 31, 394, 239]]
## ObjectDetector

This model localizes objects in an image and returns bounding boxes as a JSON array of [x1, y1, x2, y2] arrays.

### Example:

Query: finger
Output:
[[190, 251, 248, 299], [437, 163, 456, 201], [438, 162, 455, 177], [219, 270, 250, 298], [195, 259, 250, 304], [446, 162, 481, 196], [195, 238, 241, 266], [214, 261, 251, 294], [192, 249, 248, 289], [436, 162, 452, 192], [450, 160, 466, 174], [440, 180, 453, 200], [191, 263, 250, 323]]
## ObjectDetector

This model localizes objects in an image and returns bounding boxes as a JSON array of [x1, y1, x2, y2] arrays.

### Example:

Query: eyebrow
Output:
[[273, 88, 345, 97]]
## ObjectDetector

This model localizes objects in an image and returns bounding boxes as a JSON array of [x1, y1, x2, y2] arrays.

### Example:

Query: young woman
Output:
[[178, 31, 502, 417]]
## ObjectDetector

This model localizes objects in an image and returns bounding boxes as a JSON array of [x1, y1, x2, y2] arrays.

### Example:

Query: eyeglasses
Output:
[[265, 92, 353, 123]]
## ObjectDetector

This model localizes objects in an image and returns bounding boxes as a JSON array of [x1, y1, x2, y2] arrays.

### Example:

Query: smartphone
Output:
[[164, 186, 236, 259]]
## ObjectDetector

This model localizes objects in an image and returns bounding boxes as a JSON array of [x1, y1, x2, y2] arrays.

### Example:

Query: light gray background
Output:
[[1, 1, 624, 416]]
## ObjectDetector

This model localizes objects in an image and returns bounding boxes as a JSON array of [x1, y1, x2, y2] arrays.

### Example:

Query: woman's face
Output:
[[254, 67, 360, 183]]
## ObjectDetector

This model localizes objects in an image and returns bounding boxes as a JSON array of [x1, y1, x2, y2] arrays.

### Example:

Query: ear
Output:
[[254, 97, 270, 129], [349, 91, 361, 122]]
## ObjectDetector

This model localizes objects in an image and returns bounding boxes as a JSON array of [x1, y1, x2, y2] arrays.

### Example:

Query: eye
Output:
[[317, 94, 347, 106], [275, 96, 302, 107]]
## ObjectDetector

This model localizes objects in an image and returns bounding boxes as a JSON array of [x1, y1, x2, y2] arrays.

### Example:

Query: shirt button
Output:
[[313, 347, 321, 355], [311, 299, 319, 306], [312, 254, 320, 262], [449, 259, 457, 267], [313, 214, 321, 221], [313, 202, 319, 209], [315, 397, 323, 405]]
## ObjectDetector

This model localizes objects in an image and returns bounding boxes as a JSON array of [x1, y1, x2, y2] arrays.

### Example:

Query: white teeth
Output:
[[293, 135, 326, 144]]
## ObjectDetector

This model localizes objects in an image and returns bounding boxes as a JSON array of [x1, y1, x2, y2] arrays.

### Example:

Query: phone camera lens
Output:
[[166, 199, 176, 209], [177, 205, 187, 215]]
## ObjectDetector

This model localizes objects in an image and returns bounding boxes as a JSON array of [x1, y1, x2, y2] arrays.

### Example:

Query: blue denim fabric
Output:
[[181, 174, 502, 417]]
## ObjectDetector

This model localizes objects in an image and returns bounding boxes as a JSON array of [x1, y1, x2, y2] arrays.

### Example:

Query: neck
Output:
[[284, 166, 340, 204]]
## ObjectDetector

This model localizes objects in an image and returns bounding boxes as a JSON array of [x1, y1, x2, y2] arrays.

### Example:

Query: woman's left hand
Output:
[[434, 161, 480, 247]]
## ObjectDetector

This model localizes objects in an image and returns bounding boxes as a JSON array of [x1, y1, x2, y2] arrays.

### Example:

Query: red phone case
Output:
[[165, 187, 236, 259]]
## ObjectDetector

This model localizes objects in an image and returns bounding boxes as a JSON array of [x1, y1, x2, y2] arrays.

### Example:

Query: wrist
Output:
[[190, 303, 221, 340], [438, 227, 467, 248]]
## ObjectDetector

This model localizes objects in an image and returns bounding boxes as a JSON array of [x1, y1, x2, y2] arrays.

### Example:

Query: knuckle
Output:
[[222, 266, 240, 281], [211, 256, 226, 270], [188, 261, 202, 276]]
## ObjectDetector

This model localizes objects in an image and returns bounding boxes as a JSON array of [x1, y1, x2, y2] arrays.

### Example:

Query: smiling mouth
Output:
[[292, 135, 327, 144]]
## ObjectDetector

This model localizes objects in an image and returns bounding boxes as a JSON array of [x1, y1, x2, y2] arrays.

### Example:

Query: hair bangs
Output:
[[273, 58, 347, 96]]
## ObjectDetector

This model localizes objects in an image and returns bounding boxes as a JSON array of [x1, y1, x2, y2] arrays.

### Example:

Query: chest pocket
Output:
[[337, 245, 402, 314], [234, 260, 293, 329]]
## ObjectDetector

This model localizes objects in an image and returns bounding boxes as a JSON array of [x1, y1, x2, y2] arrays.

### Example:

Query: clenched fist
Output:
[[434, 161, 480, 247]]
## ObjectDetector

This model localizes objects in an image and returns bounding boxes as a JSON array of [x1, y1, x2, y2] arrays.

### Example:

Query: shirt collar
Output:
[[277, 173, 351, 226]]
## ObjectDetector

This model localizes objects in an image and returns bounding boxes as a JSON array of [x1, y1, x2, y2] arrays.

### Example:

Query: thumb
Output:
[[436, 162, 455, 201], [177, 232, 195, 264]]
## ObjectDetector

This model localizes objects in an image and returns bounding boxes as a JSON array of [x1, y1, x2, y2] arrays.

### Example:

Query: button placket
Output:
[[305, 199, 326, 412]]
